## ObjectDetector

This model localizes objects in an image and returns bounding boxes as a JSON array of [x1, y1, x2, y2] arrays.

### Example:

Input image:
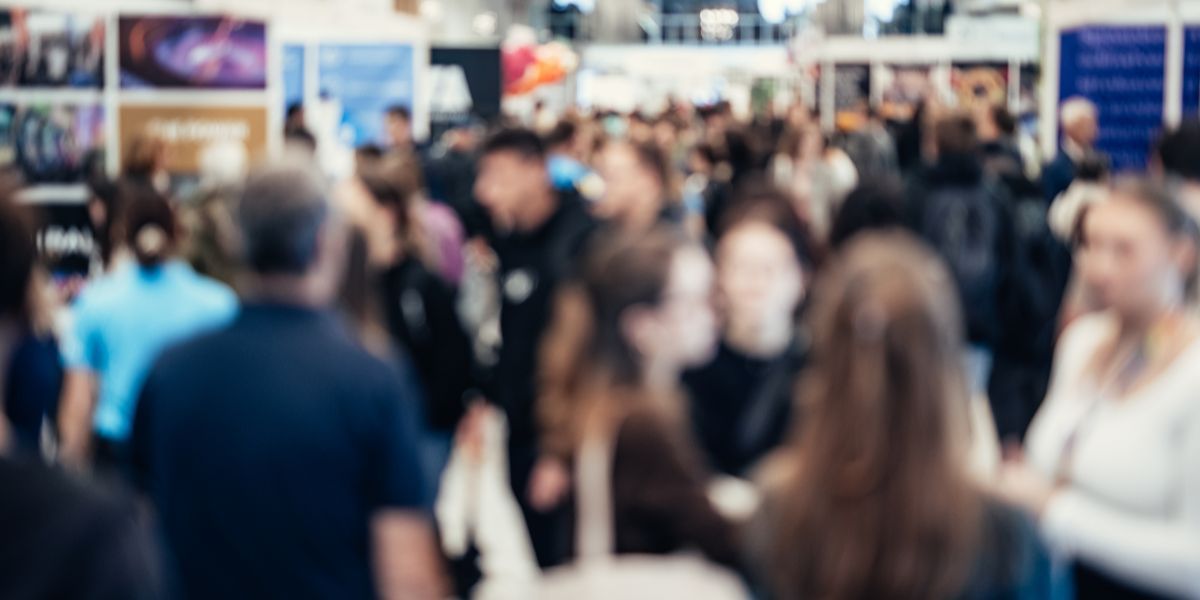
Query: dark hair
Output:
[[356, 144, 385, 161], [1075, 151, 1110, 183], [238, 162, 329, 275], [990, 105, 1017, 137], [120, 185, 178, 269], [1155, 119, 1200, 182], [934, 113, 979, 158], [285, 103, 304, 120], [544, 119, 578, 150], [123, 135, 166, 179], [538, 227, 695, 457], [386, 105, 412, 122], [481, 127, 546, 162], [717, 183, 818, 271], [602, 138, 672, 191], [0, 190, 36, 320], [830, 176, 908, 250], [285, 128, 317, 153]]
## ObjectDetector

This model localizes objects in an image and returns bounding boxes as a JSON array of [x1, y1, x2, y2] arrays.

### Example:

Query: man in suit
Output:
[[1043, 97, 1100, 203]]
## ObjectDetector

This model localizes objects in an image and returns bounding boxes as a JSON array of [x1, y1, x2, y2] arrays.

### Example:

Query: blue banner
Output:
[[318, 44, 414, 148], [283, 44, 305, 114], [1059, 26, 1166, 171], [1184, 27, 1200, 118]]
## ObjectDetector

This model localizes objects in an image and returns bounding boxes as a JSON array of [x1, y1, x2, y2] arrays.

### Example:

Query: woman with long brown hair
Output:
[[532, 226, 739, 569], [752, 232, 1052, 600]]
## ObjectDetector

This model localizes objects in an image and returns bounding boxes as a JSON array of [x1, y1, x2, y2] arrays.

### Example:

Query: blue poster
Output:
[[318, 44, 414, 147], [283, 44, 305, 113], [1059, 26, 1166, 171], [1184, 27, 1200, 118]]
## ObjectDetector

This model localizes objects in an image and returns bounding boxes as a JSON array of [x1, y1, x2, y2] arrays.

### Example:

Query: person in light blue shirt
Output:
[[58, 185, 237, 477]]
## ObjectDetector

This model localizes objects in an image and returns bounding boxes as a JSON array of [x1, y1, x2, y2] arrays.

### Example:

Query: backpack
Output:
[[917, 181, 1004, 345]]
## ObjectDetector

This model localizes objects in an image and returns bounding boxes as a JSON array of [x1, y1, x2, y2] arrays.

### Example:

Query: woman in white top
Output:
[[997, 177, 1200, 599]]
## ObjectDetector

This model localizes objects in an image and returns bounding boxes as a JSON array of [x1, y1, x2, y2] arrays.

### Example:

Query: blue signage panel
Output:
[[1184, 26, 1200, 118], [1059, 26, 1166, 171], [318, 44, 414, 147], [283, 44, 305, 114]]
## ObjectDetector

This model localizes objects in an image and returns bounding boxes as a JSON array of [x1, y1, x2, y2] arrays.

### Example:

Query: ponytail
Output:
[[120, 183, 177, 269]]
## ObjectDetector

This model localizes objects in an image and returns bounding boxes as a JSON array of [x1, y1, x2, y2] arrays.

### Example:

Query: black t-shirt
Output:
[[131, 304, 428, 599], [4, 331, 62, 455], [0, 457, 157, 600], [379, 258, 477, 431], [489, 193, 595, 450], [683, 341, 802, 477]]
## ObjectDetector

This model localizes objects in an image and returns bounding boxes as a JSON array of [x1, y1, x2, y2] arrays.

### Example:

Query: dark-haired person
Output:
[[473, 127, 596, 567], [829, 175, 908, 249], [1043, 97, 1100, 203], [0, 191, 61, 457], [131, 161, 445, 599], [536, 227, 740, 569], [682, 188, 812, 478], [386, 104, 416, 156], [978, 104, 1026, 180], [1002, 178, 1200, 598], [752, 233, 1054, 600], [545, 119, 594, 194], [592, 138, 678, 232], [908, 113, 1014, 396], [58, 187, 237, 475]]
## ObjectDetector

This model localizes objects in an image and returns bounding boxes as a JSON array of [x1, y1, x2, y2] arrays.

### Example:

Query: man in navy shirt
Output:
[[132, 161, 444, 599]]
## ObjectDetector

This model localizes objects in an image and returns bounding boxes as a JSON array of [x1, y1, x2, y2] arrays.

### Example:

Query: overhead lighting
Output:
[[472, 11, 497, 36]]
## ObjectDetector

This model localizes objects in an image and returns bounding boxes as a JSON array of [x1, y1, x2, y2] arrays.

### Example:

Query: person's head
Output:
[[540, 228, 716, 442], [543, 119, 579, 157], [766, 232, 980, 599], [284, 128, 318, 158], [1154, 119, 1200, 182], [1060, 96, 1099, 148], [475, 128, 553, 232], [354, 144, 385, 176], [285, 103, 306, 131], [238, 161, 344, 306], [385, 105, 413, 149], [357, 154, 431, 268], [932, 112, 978, 161], [1077, 177, 1199, 318], [120, 185, 179, 270], [593, 139, 671, 232], [829, 176, 908, 249], [713, 187, 812, 339], [1075, 151, 1110, 184], [123, 134, 168, 180], [973, 103, 1010, 142]]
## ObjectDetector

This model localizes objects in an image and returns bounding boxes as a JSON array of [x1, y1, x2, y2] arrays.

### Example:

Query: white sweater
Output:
[[1026, 313, 1200, 598]]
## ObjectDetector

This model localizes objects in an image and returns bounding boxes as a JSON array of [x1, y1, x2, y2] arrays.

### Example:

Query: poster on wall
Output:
[[833, 63, 870, 130], [950, 62, 1009, 109], [878, 64, 932, 122], [34, 200, 94, 278], [119, 16, 268, 90], [118, 104, 267, 174], [1058, 25, 1166, 171], [0, 103, 104, 184], [429, 47, 501, 140], [0, 9, 104, 88], [317, 43, 414, 148], [1183, 26, 1200, 118]]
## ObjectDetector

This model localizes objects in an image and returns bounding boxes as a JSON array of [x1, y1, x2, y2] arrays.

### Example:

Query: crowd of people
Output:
[[1, 90, 1199, 599]]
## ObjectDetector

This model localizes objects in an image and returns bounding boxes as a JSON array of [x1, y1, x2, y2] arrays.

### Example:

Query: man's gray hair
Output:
[[1060, 96, 1098, 128], [237, 160, 330, 275]]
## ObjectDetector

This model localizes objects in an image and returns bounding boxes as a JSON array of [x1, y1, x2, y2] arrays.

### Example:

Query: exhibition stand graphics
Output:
[[316, 43, 414, 148], [429, 47, 501, 141], [118, 15, 268, 90], [0, 8, 105, 88], [118, 103, 268, 173], [950, 62, 1010, 109], [1184, 26, 1200, 117], [282, 43, 304, 115], [833, 62, 870, 130], [1058, 25, 1166, 171], [878, 63, 934, 123]]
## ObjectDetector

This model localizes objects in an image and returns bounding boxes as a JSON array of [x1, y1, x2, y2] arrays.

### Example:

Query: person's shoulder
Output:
[[179, 267, 238, 307], [1060, 312, 1116, 356]]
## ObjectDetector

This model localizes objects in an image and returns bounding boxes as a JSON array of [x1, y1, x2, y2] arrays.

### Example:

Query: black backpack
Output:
[[917, 180, 1004, 344]]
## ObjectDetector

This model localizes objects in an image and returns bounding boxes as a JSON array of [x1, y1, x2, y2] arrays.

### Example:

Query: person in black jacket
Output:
[[907, 113, 1015, 395], [473, 128, 597, 567], [683, 186, 813, 478]]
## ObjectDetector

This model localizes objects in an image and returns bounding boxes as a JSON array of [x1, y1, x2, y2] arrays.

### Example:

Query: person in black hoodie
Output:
[[683, 186, 813, 478], [473, 128, 596, 567], [356, 155, 478, 437], [907, 113, 1014, 395]]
